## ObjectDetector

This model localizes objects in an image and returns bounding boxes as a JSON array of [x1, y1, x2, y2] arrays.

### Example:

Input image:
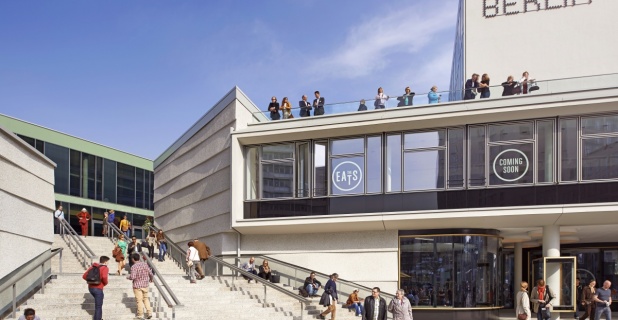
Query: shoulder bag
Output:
[[518, 292, 527, 320]]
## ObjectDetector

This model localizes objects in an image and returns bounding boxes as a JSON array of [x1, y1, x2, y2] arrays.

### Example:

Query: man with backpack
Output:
[[83, 256, 110, 320]]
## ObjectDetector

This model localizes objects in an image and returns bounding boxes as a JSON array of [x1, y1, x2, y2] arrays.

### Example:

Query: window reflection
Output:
[[331, 138, 364, 155], [489, 122, 533, 142], [582, 137, 618, 180], [404, 130, 446, 149], [561, 119, 578, 181], [404, 150, 445, 190]]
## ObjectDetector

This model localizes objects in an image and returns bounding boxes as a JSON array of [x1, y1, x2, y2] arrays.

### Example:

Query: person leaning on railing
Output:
[[397, 86, 415, 107], [374, 87, 389, 109], [268, 96, 280, 120], [479, 73, 491, 99], [428, 86, 440, 104]]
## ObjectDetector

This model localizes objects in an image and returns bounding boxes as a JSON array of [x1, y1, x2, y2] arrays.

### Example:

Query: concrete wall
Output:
[[464, 0, 618, 84], [0, 126, 56, 279]]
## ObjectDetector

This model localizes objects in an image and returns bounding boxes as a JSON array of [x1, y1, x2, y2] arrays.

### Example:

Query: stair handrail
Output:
[[106, 222, 182, 311], [0, 248, 63, 319], [149, 225, 311, 320], [58, 218, 97, 265]]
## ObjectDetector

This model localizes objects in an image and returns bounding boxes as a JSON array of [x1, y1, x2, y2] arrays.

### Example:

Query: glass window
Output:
[[117, 163, 135, 206], [314, 141, 328, 197], [489, 122, 533, 142], [83, 153, 96, 200], [135, 168, 145, 208], [103, 159, 117, 203], [404, 130, 446, 149], [296, 143, 310, 197], [262, 144, 294, 160], [16, 134, 35, 148], [69, 150, 81, 197], [404, 150, 446, 190], [448, 128, 464, 188], [582, 115, 618, 135], [331, 138, 364, 155], [148, 171, 154, 210], [366, 136, 382, 193], [386, 134, 402, 192], [582, 137, 618, 180], [262, 162, 294, 198], [35, 140, 44, 154], [560, 119, 578, 181], [489, 144, 534, 185], [245, 147, 259, 200], [537, 121, 554, 183], [331, 156, 364, 195], [469, 126, 486, 187], [95, 157, 103, 201], [44, 142, 69, 194]]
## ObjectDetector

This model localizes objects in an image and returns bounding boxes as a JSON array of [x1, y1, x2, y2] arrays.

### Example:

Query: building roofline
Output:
[[0, 124, 57, 168]]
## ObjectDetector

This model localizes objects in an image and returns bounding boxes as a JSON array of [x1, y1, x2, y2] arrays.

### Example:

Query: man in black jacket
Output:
[[313, 91, 325, 116], [303, 272, 322, 297], [363, 287, 387, 320], [299, 95, 312, 117]]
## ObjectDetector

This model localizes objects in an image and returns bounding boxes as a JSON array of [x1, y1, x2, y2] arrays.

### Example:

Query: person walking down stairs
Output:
[[127, 253, 153, 319], [319, 273, 339, 320]]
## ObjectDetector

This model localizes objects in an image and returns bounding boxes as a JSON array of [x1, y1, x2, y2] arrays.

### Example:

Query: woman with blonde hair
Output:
[[258, 259, 272, 281], [281, 97, 292, 119], [516, 281, 531, 320]]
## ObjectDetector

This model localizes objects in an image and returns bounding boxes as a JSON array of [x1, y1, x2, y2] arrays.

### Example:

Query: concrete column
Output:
[[514, 242, 523, 299], [543, 225, 561, 320]]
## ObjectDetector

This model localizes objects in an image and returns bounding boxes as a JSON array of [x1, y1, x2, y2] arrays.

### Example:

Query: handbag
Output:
[[187, 260, 194, 267], [518, 292, 527, 320]]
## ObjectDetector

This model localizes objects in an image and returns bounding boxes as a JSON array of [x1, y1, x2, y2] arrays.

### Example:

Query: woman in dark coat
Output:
[[268, 96, 280, 120], [319, 273, 339, 320]]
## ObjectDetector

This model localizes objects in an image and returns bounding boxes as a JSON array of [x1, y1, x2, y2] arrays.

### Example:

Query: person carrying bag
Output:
[[516, 281, 532, 320], [531, 279, 555, 320]]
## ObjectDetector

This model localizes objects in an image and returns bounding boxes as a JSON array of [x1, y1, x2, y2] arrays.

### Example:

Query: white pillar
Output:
[[543, 225, 561, 320], [514, 242, 523, 300]]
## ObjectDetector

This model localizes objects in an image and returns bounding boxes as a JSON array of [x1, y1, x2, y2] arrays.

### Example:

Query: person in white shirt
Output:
[[186, 241, 200, 284], [374, 87, 389, 109], [53, 205, 64, 234], [241, 257, 258, 283]]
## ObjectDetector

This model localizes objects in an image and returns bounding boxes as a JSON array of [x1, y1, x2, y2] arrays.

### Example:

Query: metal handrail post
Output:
[[300, 302, 304, 320], [12, 284, 16, 319], [263, 285, 267, 307], [40, 264, 45, 294], [59, 249, 63, 274]]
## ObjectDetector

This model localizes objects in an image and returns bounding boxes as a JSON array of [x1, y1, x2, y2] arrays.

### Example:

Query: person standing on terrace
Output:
[[464, 73, 479, 100], [313, 91, 325, 115], [374, 87, 389, 109], [268, 96, 280, 120], [299, 95, 312, 117], [479, 74, 491, 99], [397, 86, 415, 107], [428, 86, 440, 104], [281, 97, 292, 119]]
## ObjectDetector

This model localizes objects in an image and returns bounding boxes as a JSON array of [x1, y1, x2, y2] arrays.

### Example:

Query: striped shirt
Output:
[[128, 261, 153, 289]]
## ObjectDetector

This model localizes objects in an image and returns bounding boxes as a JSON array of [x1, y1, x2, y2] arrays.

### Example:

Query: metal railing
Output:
[[106, 222, 181, 318], [0, 248, 63, 319], [149, 225, 312, 319], [58, 218, 96, 267]]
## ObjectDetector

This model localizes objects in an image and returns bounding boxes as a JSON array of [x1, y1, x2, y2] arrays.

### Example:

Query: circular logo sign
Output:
[[492, 149, 529, 182], [331, 161, 363, 192]]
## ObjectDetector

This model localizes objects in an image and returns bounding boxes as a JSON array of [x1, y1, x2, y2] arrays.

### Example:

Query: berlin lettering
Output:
[[483, 0, 592, 18]]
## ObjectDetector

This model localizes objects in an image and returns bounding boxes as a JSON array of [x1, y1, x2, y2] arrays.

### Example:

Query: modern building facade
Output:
[[0, 114, 155, 239]]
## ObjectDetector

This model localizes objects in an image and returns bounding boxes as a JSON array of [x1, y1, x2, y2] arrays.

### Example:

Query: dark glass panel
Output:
[[404, 130, 446, 149], [83, 153, 96, 200], [330, 156, 364, 195], [103, 159, 117, 203], [314, 142, 328, 197], [582, 115, 618, 135], [489, 144, 534, 185], [366, 136, 382, 193], [537, 121, 555, 183], [331, 138, 364, 155], [16, 134, 35, 148], [149, 171, 154, 210], [560, 119, 578, 181], [246, 147, 259, 200], [261, 162, 294, 198], [69, 150, 81, 197], [489, 122, 533, 142], [582, 137, 618, 180], [386, 134, 402, 192], [44, 142, 69, 194], [262, 144, 294, 160], [404, 150, 446, 190], [95, 157, 103, 201], [469, 126, 486, 187], [117, 163, 135, 206], [296, 143, 310, 197], [35, 140, 44, 154], [136, 168, 145, 208], [448, 128, 465, 188]]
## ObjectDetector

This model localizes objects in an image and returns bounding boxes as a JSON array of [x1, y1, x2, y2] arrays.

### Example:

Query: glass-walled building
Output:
[[0, 114, 154, 238]]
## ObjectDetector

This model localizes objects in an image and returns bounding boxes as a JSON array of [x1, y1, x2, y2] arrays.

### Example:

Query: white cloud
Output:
[[305, 0, 458, 79]]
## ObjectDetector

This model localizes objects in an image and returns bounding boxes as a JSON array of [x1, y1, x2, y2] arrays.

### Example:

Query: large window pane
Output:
[[469, 126, 486, 186], [70, 150, 81, 197], [582, 137, 618, 180], [331, 138, 364, 155], [136, 168, 145, 208], [263, 144, 294, 160], [448, 128, 464, 188], [489, 144, 534, 185], [103, 159, 117, 203], [296, 143, 310, 197], [245, 147, 259, 200], [537, 121, 554, 183], [330, 156, 364, 195], [404, 130, 446, 149], [148, 172, 154, 210], [582, 115, 618, 135], [117, 163, 135, 206], [44, 142, 69, 194], [314, 142, 328, 197], [95, 157, 103, 201], [489, 122, 533, 142], [83, 153, 96, 200], [560, 119, 578, 181], [386, 134, 402, 192], [261, 162, 294, 198], [366, 136, 382, 193], [452, 236, 498, 307], [404, 150, 446, 190]]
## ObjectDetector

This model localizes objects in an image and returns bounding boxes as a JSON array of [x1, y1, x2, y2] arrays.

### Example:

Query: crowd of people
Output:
[[265, 71, 539, 120]]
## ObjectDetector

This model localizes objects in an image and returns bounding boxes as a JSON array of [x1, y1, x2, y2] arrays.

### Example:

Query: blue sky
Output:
[[0, 0, 458, 160]]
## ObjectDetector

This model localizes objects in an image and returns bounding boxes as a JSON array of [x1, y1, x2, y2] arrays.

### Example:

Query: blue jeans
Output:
[[480, 90, 490, 99], [124, 230, 131, 238], [349, 302, 363, 316], [595, 305, 611, 320], [158, 243, 167, 261], [306, 284, 320, 296], [88, 287, 104, 320]]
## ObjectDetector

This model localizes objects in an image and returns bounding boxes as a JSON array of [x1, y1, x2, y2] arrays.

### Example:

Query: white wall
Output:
[[0, 126, 56, 279], [464, 0, 618, 85]]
